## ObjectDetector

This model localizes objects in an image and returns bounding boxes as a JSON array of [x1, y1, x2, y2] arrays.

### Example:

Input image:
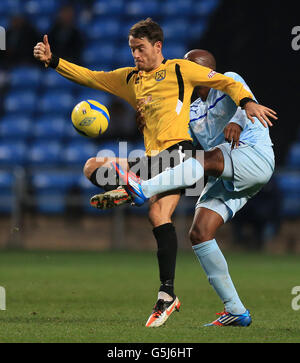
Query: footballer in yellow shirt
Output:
[[56, 56, 255, 156], [34, 18, 277, 329]]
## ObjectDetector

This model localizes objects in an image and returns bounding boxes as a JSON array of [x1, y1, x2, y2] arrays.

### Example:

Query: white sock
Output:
[[141, 157, 203, 198]]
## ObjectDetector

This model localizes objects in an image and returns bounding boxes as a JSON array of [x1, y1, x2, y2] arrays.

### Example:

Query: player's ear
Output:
[[154, 41, 162, 54]]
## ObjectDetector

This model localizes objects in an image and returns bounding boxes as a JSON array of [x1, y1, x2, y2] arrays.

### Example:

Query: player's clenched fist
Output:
[[33, 35, 52, 66]]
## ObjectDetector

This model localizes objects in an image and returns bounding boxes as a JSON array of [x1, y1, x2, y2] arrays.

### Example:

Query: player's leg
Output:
[[204, 147, 225, 178], [84, 157, 132, 209], [189, 204, 251, 326], [149, 191, 180, 297], [84, 156, 129, 187], [115, 147, 226, 203], [141, 147, 226, 197], [145, 191, 181, 327]]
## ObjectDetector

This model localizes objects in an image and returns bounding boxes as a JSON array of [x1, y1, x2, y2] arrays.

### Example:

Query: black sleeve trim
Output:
[[175, 64, 184, 103], [126, 70, 139, 84], [240, 97, 257, 109], [48, 54, 59, 69]]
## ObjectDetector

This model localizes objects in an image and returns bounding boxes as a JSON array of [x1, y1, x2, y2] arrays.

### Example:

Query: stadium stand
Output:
[[31, 170, 80, 214], [2, 0, 254, 217], [0, 170, 15, 213], [0, 141, 27, 167], [275, 172, 300, 218]]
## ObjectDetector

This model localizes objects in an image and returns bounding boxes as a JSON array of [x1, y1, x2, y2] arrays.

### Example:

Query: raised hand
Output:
[[244, 102, 277, 128], [33, 35, 52, 66]]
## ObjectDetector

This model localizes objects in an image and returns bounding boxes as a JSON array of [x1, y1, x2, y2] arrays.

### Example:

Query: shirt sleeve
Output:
[[55, 58, 137, 108], [181, 60, 253, 106], [224, 72, 255, 129], [228, 107, 248, 130]]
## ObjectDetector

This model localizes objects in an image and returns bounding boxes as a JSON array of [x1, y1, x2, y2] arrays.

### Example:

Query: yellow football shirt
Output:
[[55, 58, 253, 156]]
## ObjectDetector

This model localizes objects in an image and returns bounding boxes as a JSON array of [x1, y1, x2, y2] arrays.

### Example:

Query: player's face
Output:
[[129, 36, 162, 72]]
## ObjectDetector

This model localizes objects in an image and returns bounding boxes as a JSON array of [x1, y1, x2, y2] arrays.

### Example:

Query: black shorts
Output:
[[128, 141, 197, 181]]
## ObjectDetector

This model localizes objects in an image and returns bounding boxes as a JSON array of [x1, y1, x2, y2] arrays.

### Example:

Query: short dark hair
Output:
[[129, 18, 164, 45]]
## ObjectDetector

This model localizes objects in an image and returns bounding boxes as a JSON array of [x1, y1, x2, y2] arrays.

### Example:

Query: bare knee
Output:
[[189, 223, 214, 245], [148, 194, 179, 228], [83, 157, 98, 179], [83, 156, 114, 179]]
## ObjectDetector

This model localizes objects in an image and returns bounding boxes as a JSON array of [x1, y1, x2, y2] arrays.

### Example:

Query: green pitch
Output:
[[0, 250, 299, 343]]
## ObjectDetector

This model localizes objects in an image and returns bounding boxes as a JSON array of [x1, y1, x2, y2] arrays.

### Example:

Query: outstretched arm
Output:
[[185, 61, 278, 128], [33, 35, 136, 108]]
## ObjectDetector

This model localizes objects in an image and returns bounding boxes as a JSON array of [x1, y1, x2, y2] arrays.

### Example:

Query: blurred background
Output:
[[0, 0, 299, 252]]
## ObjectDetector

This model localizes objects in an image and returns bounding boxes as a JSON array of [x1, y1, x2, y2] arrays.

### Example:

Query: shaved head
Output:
[[184, 49, 217, 101], [184, 49, 216, 70]]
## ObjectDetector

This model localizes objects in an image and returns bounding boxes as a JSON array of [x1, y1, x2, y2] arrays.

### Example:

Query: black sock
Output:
[[89, 167, 118, 192], [152, 223, 178, 298]]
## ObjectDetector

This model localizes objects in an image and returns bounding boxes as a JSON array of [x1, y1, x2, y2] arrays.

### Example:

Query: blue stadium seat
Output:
[[27, 141, 63, 166], [82, 42, 116, 67], [4, 90, 36, 115], [80, 64, 113, 72], [64, 121, 86, 141], [188, 20, 209, 41], [286, 143, 300, 169], [275, 172, 300, 217], [96, 140, 122, 159], [124, 0, 159, 16], [24, 0, 59, 16], [33, 192, 65, 214], [0, 116, 32, 140], [0, 16, 9, 28], [78, 173, 101, 196], [163, 43, 187, 59], [193, 0, 220, 16], [0, 170, 14, 186], [32, 116, 67, 140], [161, 0, 194, 16], [0, 141, 27, 166], [33, 14, 53, 33], [0, 0, 24, 16], [280, 194, 300, 218], [42, 70, 74, 91], [118, 45, 135, 68], [74, 90, 113, 109], [63, 139, 121, 165], [62, 141, 98, 166], [9, 66, 41, 90], [86, 18, 121, 41], [31, 171, 80, 214], [276, 172, 300, 194], [0, 170, 14, 213], [121, 20, 136, 36], [162, 19, 190, 42], [32, 171, 79, 191], [38, 91, 74, 115], [93, 0, 125, 16]]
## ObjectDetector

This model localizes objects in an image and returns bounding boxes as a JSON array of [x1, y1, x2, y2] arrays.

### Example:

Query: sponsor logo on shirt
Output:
[[208, 70, 216, 79]]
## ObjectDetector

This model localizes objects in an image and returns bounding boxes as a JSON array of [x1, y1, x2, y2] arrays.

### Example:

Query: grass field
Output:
[[0, 249, 299, 343]]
